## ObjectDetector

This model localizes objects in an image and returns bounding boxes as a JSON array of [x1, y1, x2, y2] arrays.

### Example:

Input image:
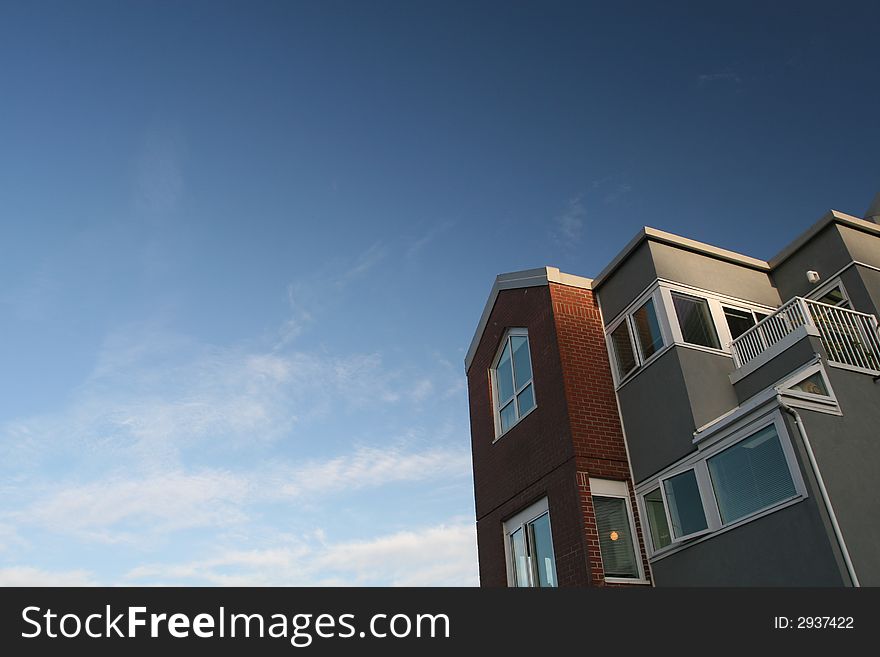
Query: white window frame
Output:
[[656, 464, 717, 544], [490, 328, 537, 440], [604, 287, 672, 386], [589, 478, 649, 583], [637, 411, 807, 558], [605, 280, 776, 388], [666, 289, 724, 351], [502, 497, 557, 587], [775, 361, 840, 414], [720, 303, 768, 343], [641, 486, 672, 554], [808, 277, 852, 309]]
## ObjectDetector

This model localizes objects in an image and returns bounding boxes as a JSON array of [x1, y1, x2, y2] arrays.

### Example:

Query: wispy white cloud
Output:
[[274, 242, 388, 348], [550, 195, 586, 246], [17, 470, 250, 545], [125, 521, 478, 586], [333, 242, 388, 288], [405, 221, 454, 261], [278, 445, 470, 499], [0, 326, 407, 474], [7, 441, 470, 547], [133, 128, 185, 222], [0, 566, 98, 587]]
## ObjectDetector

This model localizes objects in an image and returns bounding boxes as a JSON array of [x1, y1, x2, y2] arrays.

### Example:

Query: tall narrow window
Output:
[[491, 330, 535, 436], [643, 488, 672, 551], [504, 499, 558, 587], [662, 469, 708, 539], [591, 479, 643, 581], [610, 321, 637, 379], [672, 292, 721, 349], [633, 297, 664, 360]]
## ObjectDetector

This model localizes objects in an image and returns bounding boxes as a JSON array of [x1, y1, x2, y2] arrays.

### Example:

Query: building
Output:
[[466, 196, 880, 587]]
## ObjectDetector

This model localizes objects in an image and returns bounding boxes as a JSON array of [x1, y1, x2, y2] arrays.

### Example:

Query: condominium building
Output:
[[466, 196, 880, 586]]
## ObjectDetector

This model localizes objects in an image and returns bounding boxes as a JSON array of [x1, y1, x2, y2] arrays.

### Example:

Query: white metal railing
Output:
[[731, 297, 880, 373]]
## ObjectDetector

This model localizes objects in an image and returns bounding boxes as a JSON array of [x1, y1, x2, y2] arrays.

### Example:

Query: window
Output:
[[811, 281, 851, 309], [606, 291, 668, 384], [672, 292, 720, 349], [590, 479, 644, 581], [639, 413, 807, 557], [491, 329, 536, 436], [643, 488, 672, 551], [723, 306, 758, 340], [503, 498, 557, 587], [777, 362, 838, 410], [708, 425, 798, 524], [610, 322, 637, 379], [633, 298, 664, 360], [789, 372, 828, 396], [608, 283, 773, 383], [661, 469, 709, 539]]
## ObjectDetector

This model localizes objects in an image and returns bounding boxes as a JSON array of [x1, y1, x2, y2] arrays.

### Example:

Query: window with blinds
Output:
[[707, 424, 797, 525], [593, 496, 640, 578]]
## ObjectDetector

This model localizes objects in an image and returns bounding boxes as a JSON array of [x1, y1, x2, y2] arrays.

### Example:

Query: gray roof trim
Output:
[[592, 210, 880, 291], [768, 210, 880, 268], [592, 226, 770, 290], [464, 267, 592, 372]]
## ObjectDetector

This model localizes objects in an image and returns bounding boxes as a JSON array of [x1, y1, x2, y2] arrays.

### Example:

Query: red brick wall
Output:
[[467, 282, 651, 587], [550, 283, 651, 586], [468, 286, 589, 586]]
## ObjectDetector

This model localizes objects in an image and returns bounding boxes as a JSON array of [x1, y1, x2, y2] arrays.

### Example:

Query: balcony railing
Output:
[[731, 297, 880, 373]]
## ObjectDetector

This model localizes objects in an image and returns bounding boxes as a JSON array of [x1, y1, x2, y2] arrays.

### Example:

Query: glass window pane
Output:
[[672, 293, 721, 348], [708, 425, 797, 524], [495, 341, 514, 404], [663, 470, 708, 538], [644, 488, 672, 551], [593, 496, 639, 578], [528, 513, 557, 587], [516, 384, 535, 416], [724, 307, 756, 340], [511, 336, 532, 390], [817, 285, 848, 308], [499, 400, 516, 433], [789, 372, 828, 396], [633, 298, 664, 360], [611, 322, 637, 378], [510, 527, 530, 587]]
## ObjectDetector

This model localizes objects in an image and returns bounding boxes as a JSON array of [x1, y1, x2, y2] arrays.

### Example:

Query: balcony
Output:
[[731, 297, 880, 375]]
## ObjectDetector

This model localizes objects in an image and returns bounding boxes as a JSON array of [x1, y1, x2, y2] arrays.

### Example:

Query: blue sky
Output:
[[1, 1, 878, 585]]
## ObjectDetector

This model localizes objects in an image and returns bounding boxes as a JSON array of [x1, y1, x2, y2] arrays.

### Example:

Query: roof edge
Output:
[[592, 227, 770, 290], [464, 267, 592, 372], [768, 209, 880, 268]]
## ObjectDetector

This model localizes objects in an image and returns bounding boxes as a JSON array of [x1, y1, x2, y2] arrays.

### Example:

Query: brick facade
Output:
[[467, 282, 650, 587]]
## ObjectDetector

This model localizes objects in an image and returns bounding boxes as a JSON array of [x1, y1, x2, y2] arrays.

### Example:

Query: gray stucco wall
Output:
[[733, 335, 825, 403], [649, 497, 845, 586], [652, 411, 849, 586], [797, 366, 880, 586], [616, 348, 697, 483], [678, 347, 740, 430], [853, 265, 880, 317], [649, 241, 779, 306], [772, 224, 854, 301], [838, 224, 880, 269], [595, 240, 657, 325]]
